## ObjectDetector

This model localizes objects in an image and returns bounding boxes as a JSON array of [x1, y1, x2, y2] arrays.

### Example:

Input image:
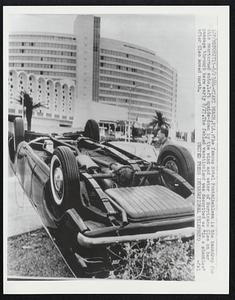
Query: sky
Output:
[[7, 13, 195, 131]]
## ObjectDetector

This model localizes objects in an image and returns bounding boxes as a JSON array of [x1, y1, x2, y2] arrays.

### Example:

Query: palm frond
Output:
[[149, 110, 171, 129], [13, 98, 23, 105], [32, 102, 48, 110]]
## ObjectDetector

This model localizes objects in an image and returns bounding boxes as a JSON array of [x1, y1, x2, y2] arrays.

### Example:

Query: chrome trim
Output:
[[77, 227, 194, 248]]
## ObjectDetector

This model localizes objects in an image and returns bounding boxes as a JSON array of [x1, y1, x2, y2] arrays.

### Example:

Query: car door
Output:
[[31, 157, 50, 210], [15, 142, 27, 189], [15, 142, 36, 199], [23, 145, 37, 199]]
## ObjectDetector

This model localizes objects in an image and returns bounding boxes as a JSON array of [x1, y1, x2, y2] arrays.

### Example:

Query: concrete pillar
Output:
[[73, 15, 101, 128]]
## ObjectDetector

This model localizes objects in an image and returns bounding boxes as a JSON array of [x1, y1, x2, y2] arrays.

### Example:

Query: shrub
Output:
[[108, 238, 194, 281]]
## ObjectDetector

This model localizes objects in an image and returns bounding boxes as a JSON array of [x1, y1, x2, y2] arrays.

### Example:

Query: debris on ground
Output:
[[7, 228, 73, 278]]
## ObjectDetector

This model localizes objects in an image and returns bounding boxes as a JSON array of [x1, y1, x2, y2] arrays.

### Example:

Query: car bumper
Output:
[[77, 226, 194, 248]]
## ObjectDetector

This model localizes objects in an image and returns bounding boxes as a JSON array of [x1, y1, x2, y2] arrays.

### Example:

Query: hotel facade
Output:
[[8, 15, 177, 130]]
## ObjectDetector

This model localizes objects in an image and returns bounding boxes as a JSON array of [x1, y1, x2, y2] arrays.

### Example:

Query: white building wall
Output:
[[8, 18, 177, 130], [99, 37, 177, 126], [9, 32, 77, 80], [73, 15, 95, 127], [8, 70, 75, 130]]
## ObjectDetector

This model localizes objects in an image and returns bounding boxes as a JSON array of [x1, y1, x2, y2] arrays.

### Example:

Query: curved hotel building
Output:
[[99, 38, 177, 123], [8, 32, 77, 127], [8, 15, 177, 129]]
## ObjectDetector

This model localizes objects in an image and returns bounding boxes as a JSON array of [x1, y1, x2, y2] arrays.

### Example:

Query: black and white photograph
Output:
[[3, 5, 229, 294]]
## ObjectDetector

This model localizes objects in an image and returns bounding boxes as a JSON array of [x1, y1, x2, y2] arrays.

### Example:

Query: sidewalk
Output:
[[7, 165, 42, 237]]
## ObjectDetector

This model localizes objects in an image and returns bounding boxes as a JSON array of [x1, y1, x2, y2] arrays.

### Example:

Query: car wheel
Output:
[[84, 119, 100, 142], [157, 144, 195, 188], [14, 117, 24, 151], [50, 146, 80, 219]]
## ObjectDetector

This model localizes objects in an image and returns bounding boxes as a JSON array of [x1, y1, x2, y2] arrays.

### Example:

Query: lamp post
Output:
[[127, 83, 146, 142], [110, 84, 118, 106], [110, 82, 153, 142]]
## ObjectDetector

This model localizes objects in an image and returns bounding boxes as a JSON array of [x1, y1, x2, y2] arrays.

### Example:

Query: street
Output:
[[8, 164, 42, 237]]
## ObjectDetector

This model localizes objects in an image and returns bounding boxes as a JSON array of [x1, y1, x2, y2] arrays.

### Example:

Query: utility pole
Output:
[[128, 83, 144, 142]]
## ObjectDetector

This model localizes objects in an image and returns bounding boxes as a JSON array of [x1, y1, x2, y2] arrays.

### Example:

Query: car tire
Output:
[[50, 146, 81, 219], [84, 119, 100, 142], [157, 144, 195, 187], [14, 117, 24, 151]]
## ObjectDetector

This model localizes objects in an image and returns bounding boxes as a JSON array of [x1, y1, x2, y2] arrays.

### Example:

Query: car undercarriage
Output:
[[9, 118, 195, 277]]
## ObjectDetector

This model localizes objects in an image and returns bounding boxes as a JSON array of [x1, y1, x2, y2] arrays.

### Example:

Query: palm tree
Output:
[[15, 91, 47, 131], [149, 111, 170, 136]]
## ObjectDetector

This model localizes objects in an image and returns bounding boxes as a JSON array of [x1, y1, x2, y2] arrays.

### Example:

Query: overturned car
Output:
[[9, 118, 195, 277]]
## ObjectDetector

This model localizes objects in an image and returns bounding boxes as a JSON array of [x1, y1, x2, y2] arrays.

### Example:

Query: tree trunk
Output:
[[26, 108, 32, 131]]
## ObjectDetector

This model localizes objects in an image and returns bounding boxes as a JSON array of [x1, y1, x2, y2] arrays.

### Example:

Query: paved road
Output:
[[7, 164, 42, 237]]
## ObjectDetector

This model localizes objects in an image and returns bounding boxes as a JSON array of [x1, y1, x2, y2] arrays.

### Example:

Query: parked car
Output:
[[9, 118, 195, 277]]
